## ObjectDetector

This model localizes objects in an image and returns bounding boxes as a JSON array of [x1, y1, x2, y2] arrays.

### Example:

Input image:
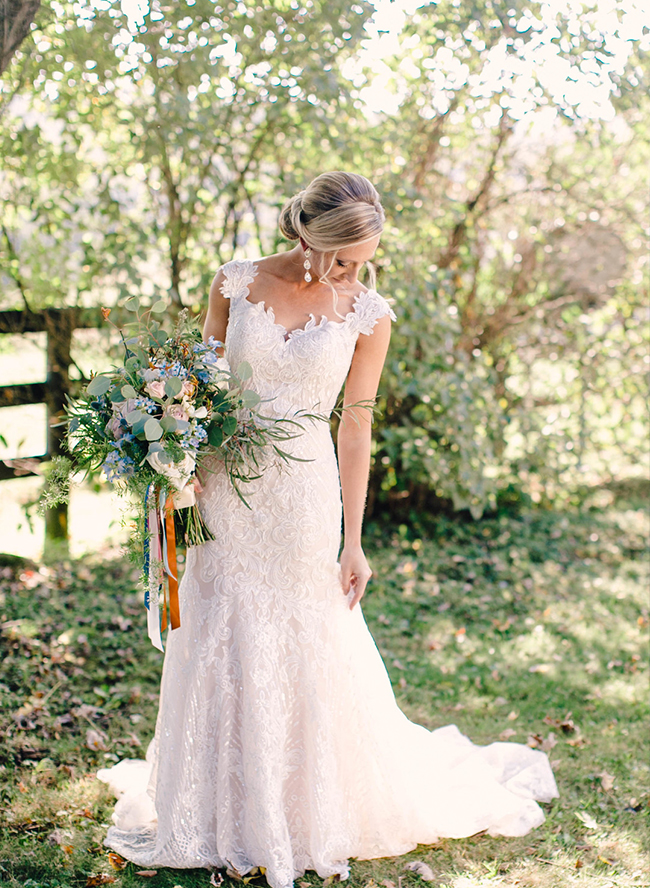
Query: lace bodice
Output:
[[221, 259, 396, 417]]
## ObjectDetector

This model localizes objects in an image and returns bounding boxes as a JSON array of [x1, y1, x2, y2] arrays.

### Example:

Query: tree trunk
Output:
[[1, 0, 41, 75]]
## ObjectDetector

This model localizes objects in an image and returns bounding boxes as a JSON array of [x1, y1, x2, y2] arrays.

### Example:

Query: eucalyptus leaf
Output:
[[144, 418, 163, 441], [236, 361, 253, 382], [86, 375, 111, 397], [124, 297, 140, 312], [151, 299, 166, 313], [165, 377, 183, 398], [132, 416, 148, 438], [223, 416, 237, 437], [126, 410, 145, 425], [148, 442, 164, 454], [121, 384, 137, 399], [240, 389, 261, 408], [208, 425, 223, 447], [160, 416, 178, 432], [109, 389, 126, 403], [125, 356, 142, 372]]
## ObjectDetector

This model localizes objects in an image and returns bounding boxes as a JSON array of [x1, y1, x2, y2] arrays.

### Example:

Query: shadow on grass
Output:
[[0, 503, 647, 887]]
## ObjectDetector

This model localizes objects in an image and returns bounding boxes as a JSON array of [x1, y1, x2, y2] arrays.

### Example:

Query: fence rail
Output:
[[0, 306, 103, 551]]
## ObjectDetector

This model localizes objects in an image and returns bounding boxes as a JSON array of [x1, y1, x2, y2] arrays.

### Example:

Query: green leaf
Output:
[[125, 410, 145, 425], [208, 424, 223, 447], [222, 415, 237, 437], [125, 356, 142, 373], [164, 377, 183, 398], [87, 375, 111, 396], [109, 388, 126, 403], [132, 415, 148, 438], [151, 299, 166, 313], [124, 296, 140, 312], [160, 416, 177, 432], [240, 389, 261, 408], [121, 384, 137, 399], [144, 418, 163, 441], [147, 442, 164, 454], [131, 345, 150, 365], [236, 361, 253, 381]]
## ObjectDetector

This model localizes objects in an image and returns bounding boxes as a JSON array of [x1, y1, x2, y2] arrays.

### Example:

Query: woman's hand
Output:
[[340, 543, 372, 610]]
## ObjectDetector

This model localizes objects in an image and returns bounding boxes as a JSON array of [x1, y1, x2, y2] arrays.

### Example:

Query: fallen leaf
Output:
[[507, 710, 519, 721], [405, 861, 435, 881], [597, 856, 614, 866], [299, 883, 311, 888], [529, 663, 550, 673], [599, 771, 615, 792], [527, 733, 544, 749], [541, 732, 557, 752], [86, 877, 116, 887], [576, 811, 598, 830], [567, 734, 588, 747], [210, 874, 224, 887], [322, 877, 341, 886], [48, 827, 72, 846], [575, 859, 583, 870], [382, 881, 396, 888], [135, 872, 158, 878], [499, 728, 517, 741], [86, 728, 108, 751], [108, 853, 128, 870], [543, 712, 576, 734]]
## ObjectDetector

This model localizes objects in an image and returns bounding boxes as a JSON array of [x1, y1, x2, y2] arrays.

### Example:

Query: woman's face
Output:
[[317, 235, 381, 286]]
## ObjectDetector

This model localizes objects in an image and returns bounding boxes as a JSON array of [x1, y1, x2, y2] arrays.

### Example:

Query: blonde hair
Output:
[[278, 171, 385, 302]]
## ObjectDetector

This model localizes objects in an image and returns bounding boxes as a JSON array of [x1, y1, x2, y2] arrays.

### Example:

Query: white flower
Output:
[[145, 451, 196, 491], [172, 486, 196, 509], [188, 404, 208, 419]]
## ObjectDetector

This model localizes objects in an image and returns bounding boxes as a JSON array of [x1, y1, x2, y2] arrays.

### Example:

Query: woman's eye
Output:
[[336, 260, 347, 268]]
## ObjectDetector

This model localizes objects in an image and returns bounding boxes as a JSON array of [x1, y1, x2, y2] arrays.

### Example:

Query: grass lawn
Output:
[[0, 504, 647, 888]]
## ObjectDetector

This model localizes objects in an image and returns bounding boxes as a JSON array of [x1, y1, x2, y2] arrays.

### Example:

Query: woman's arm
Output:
[[338, 313, 392, 609], [202, 268, 229, 350]]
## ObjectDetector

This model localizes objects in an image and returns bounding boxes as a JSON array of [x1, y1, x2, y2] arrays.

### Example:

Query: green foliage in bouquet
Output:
[[42, 296, 311, 557]]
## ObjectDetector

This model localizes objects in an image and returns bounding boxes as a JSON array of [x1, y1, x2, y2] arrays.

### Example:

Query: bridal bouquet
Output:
[[43, 297, 306, 649]]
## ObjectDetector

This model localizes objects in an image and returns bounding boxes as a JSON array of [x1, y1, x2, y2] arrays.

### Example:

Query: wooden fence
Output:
[[0, 307, 102, 553]]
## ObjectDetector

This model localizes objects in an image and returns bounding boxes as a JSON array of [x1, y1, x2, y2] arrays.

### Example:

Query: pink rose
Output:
[[105, 414, 125, 439], [146, 380, 166, 399], [164, 403, 189, 423], [178, 379, 196, 400]]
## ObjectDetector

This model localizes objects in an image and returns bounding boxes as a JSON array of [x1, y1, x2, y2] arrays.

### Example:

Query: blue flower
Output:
[[103, 450, 135, 483]]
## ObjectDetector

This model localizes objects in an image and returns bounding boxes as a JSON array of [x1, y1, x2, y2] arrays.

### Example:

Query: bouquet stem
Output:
[[174, 502, 216, 548]]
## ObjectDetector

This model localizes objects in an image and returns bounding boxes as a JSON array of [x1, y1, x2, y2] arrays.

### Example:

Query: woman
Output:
[[98, 172, 558, 888]]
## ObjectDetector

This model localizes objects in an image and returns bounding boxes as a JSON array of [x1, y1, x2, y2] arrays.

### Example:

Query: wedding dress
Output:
[[97, 259, 558, 888]]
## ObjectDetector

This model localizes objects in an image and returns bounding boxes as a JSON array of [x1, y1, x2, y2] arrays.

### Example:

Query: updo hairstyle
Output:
[[279, 171, 385, 296]]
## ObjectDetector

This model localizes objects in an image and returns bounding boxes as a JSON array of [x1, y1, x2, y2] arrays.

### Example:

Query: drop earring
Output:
[[303, 247, 312, 283]]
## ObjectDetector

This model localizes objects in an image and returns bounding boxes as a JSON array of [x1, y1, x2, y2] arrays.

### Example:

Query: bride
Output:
[[97, 171, 558, 888]]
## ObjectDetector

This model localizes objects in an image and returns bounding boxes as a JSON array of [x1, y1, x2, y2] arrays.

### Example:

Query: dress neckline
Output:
[[237, 259, 377, 342]]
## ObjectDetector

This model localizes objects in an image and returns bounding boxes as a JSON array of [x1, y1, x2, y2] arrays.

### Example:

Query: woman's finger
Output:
[[349, 572, 371, 610]]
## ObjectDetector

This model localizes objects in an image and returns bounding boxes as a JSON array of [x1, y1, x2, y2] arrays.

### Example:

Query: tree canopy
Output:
[[1, 0, 648, 516]]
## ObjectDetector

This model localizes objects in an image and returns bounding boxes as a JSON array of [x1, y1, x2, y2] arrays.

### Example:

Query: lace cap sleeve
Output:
[[353, 290, 397, 336], [220, 259, 258, 300]]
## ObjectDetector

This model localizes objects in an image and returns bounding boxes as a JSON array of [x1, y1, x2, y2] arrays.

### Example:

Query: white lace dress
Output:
[[97, 259, 558, 888]]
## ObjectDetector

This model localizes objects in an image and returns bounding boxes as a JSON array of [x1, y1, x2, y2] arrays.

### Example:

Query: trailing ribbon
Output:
[[162, 493, 181, 632], [143, 485, 181, 650]]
